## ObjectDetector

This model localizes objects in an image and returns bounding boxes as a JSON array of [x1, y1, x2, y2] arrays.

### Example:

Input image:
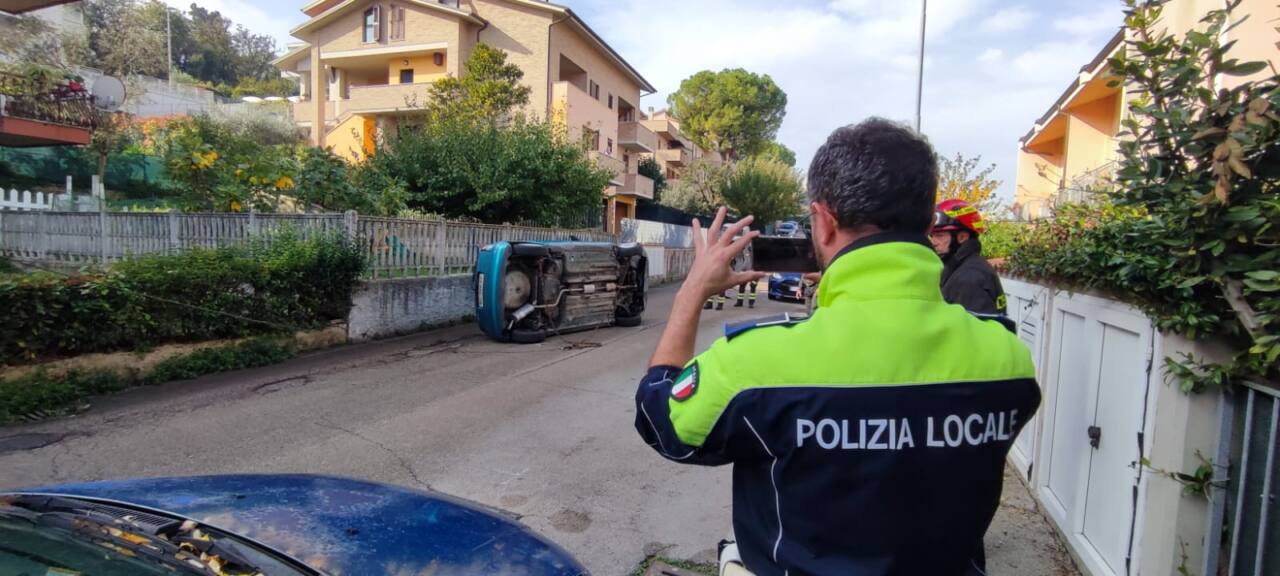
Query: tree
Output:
[[363, 114, 612, 224], [936, 153, 1001, 210], [720, 156, 805, 224], [427, 43, 531, 121], [758, 141, 797, 167], [85, 0, 169, 78], [662, 159, 730, 214], [668, 69, 787, 158], [636, 157, 666, 203]]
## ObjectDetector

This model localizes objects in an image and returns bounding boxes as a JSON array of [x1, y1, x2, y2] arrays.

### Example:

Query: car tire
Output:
[[510, 329, 546, 344], [614, 314, 643, 328]]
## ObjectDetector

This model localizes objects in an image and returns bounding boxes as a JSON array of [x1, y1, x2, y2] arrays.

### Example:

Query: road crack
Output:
[[313, 419, 432, 491]]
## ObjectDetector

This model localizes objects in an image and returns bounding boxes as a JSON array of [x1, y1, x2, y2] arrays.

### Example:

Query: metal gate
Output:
[[1204, 380, 1280, 575]]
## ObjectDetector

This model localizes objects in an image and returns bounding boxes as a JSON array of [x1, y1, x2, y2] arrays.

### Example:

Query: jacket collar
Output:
[[818, 232, 944, 307], [941, 236, 983, 282]]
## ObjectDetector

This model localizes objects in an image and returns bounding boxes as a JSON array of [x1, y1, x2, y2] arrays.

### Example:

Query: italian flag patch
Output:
[[671, 363, 699, 402]]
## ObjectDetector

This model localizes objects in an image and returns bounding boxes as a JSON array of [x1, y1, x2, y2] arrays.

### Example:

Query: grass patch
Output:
[[629, 556, 718, 576], [0, 256, 17, 275], [0, 337, 295, 425]]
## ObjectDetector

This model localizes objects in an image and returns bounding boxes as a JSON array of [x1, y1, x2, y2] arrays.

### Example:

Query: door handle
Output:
[[1087, 426, 1102, 449]]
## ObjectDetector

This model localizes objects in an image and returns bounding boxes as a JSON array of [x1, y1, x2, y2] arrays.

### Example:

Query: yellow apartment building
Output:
[[1014, 0, 1278, 219], [273, 0, 658, 231]]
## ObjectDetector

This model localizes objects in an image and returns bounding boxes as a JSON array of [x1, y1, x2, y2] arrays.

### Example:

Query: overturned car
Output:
[[475, 241, 647, 343]]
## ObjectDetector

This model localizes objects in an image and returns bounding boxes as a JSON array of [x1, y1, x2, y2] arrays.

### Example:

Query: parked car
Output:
[[0, 474, 586, 576], [475, 241, 647, 343], [775, 221, 801, 237], [768, 272, 807, 302]]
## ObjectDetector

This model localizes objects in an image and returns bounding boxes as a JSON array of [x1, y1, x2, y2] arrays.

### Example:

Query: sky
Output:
[[168, 0, 1127, 203]]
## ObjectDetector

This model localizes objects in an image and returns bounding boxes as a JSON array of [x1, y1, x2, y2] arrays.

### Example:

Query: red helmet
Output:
[[933, 199, 986, 236]]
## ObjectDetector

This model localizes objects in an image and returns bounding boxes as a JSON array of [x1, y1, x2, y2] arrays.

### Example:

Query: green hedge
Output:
[[0, 231, 364, 365]]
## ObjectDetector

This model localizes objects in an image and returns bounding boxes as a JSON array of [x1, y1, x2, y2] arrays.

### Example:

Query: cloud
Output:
[[163, 0, 298, 51], [1053, 4, 1124, 38], [580, 0, 1132, 202], [979, 7, 1035, 33]]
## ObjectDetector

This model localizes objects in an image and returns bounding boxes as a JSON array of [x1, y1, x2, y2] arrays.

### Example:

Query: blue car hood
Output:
[[27, 474, 585, 576]]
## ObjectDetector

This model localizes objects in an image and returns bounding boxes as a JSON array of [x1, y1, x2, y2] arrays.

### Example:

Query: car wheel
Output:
[[614, 314, 643, 328], [510, 329, 546, 344]]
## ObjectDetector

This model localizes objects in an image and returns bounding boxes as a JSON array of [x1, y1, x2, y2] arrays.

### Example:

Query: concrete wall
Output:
[[348, 275, 476, 342]]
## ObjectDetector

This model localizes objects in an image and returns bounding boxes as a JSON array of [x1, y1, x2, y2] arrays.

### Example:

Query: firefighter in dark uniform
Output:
[[635, 119, 1041, 576], [931, 199, 1007, 315]]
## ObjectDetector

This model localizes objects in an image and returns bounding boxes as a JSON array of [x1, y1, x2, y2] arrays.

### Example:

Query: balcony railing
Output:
[[1057, 160, 1116, 206], [347, 83, 433, 114], [657, 147, 692, 167], [0, 72, 96, 129], [619, 121, 657, 152], [618, 173, 654, 200], [589, 151, 625, 185]]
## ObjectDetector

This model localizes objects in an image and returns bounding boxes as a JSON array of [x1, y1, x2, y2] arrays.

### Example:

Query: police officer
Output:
[[635, 119, 1041, 576], [931, 199, 1007, 315]]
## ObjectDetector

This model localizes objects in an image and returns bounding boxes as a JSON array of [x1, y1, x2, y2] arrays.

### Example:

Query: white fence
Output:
[[1005, 278, 1233, 576], [0, 210, 613, 277], [0, 189, 55, 211], [621, 218, 694, 248]]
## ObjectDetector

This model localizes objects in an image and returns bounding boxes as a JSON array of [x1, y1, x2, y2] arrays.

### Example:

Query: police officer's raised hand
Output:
[[687, 207, 768, 301]]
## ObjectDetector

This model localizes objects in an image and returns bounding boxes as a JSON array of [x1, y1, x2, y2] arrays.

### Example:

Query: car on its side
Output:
[[1, 474, 586, 576], [768, 272, 807, 302], [475, 241, 647, 343]]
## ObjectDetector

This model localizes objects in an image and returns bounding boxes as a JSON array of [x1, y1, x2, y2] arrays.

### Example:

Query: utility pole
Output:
[[914, 0, 927, 132]]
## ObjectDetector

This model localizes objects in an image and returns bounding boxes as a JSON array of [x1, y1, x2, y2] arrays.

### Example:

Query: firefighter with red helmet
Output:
[[931, 199, 1007, 315]]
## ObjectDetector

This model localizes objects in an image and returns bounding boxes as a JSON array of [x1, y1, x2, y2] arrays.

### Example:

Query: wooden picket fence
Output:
[[0, 188, 56, 211], [0, 209, 614, 278]]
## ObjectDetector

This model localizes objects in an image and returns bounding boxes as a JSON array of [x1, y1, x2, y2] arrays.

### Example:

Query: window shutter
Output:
[[374, 5, 382, 41]]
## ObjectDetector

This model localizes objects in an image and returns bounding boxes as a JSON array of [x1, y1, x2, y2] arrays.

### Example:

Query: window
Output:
[[606, 138, 614, 155], [363, 5, 381, 43], [389, 5, 405, 41], [399, 69, 414, 84], [589, 80, 599, 100], [589, 130, 600, 151]]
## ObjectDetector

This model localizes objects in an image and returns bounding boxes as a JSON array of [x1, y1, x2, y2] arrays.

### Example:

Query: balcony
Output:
[[618, 121, 657, 152], [616, 173, 654, 200], [589, 151, 625, 186], [346, 83, 432, 114], [0, 71, 95, 147], [657, 147, 692, 167], [291, 97, 339, 126]]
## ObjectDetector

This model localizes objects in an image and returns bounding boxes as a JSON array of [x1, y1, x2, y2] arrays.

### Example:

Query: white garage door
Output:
[[1038, 292, 1155, 576]]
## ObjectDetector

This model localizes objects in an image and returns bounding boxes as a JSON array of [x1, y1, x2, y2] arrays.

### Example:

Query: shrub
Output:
[[364, 114, 612, 224], [0, 231, 363, 365]]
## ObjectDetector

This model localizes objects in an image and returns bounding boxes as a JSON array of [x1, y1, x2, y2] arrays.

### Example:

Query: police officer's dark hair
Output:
[[807, 118, 938, 234]]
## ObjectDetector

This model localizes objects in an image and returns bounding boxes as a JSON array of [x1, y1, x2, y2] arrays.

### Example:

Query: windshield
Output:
[[0, 496, 311, 576]]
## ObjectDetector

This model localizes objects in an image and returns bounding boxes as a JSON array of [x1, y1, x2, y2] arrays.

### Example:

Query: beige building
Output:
[[639, 109, 724, 188], [273, 0, 657, 231], [1014, 0, 1278, 219]]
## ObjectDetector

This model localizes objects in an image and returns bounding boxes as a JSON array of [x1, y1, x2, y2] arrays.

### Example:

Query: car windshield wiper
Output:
[[2, 495, 268, 575]]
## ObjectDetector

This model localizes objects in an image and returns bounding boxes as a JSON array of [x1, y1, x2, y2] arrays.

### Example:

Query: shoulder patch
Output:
[[970, 312, 1017, 334], [671, 363, 699, 402], [724, 312, 809, 341]]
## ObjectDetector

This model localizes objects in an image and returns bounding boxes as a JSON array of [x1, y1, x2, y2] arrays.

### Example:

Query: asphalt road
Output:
[[0, 283, 1077, 576]]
